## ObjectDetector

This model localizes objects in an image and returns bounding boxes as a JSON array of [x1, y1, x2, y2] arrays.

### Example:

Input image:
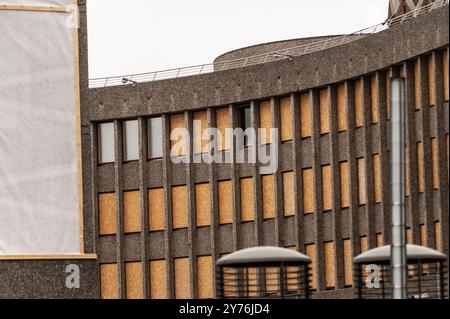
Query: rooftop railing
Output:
[[89, 0, 448, 88]]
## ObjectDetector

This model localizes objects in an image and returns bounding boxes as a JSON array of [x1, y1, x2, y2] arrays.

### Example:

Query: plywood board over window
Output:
[[300, 93, 312, 138], [196, 183, 211, 227], [435, 222, 442, 252], [340, 162, 350, 209], [325, 242, 336, 288], [428, 55, 436, 106], [218, 180, 233, 225], [322, 165, 332, 212], [343, 239, 353, 286], [149, 188, 165, 232], [420, 224, 427, 247], [170, 113, 186, 157], [172, 186, 188, 229], [100, 263, 118, 299], [260, 100, 272, 145], [386, 73, 391, 120], [360, 236, 368, 253], [376, 233, 384, 247], [305, 244, 317, 290], [175, 257, 191, 299], [320, 89, 330, 134], [414, 60, 421, 110], [444, 48, 449, 102], [373, 154, 382, 204], [240, 177, 255, 222], [280, 97, 293, 141], [124, 191, 141, 233], [405, 146, 411, 197], [417, 142, 424, 193], [125, 262, 143, 299], [150, 260, 167, 299], [216, 107, 231, 151], [337, 83, 347, 132], [197, 256, 213, 299], [431, 138, 439, 190], [302, 168, 314, 214], [193, 111, 209, 154], [371, 75, 379, 124], [355, 79, 363, 128], [99, 193, 116, 235], [282, 171, 295, 216], [357, 158, 366, 205], [262, 175, 275, 220]]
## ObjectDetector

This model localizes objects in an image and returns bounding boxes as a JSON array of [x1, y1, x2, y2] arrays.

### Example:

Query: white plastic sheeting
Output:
[[0, 0, 73, 6], [0, 5, 81, 254]]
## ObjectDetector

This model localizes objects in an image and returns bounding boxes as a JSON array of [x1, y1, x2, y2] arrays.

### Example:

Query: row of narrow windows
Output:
[[99, 222, 443, 299]]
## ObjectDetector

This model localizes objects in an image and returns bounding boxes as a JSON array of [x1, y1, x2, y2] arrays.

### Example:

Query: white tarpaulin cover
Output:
[[0, 2, 81, 254]]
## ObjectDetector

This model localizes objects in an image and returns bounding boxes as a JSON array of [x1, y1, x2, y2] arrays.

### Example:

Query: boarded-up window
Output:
[[197, 256, 213, 299], [282, 171, 295, 216], [435, 222, 442, 252], [99, 193, 116, 235], [125, 262, 143, 299], [432, 138, 439, 190], [355, 79, 363, 128], [322, 165, 332, 212], [373, 154, 382, 203], [216, 107, 231, 151], [343, 239, 353, 286], [124, 191, 141, 233], [325, 241, 336, 288], [218, 180, 233, 225], [444, 48, 449, 102], [300, 93, 312, 138], [100, 263, 118, 299], [262, 175, 275, 220], [260, 100, 272, 145], [420, 224, 427, 246], [150, 260, 167, 299], [376, 233, 384, 247], [340, 162, 350, 208], [280, 97, 293, 141], [417, 142, 424, 193], [337, 83, 347, 132], [305, 244, 317, 290], [196, 183, 211, 227], [415, 60, 421, 110], [405, 146, 410, 197], [174, 257, 190, 299], [302, 168, 314, 214], [406, 228, 413, 244], [193, 111, 209, 154], [320, 89, 330, 134], [170, 113, 186, 157], [386, 73, 391, 120], [149, 188, 165, 232], [243, 267, 258, 297], [447, 134, 449, 180], [371, 75, 379, 124], [357, 158, 366, 205], [428, 55, 436, 106], [172, 185, 188, 229], [240, 177, 255, 222], [265, 266, 279, 295], [360, 236, 368, 253]]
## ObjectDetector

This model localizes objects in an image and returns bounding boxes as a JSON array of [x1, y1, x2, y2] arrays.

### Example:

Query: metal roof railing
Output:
[[89, 0, 449, 89]]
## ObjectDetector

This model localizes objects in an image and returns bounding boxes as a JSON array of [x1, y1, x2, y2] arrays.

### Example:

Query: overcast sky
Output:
[[86, 0, 389, 79]]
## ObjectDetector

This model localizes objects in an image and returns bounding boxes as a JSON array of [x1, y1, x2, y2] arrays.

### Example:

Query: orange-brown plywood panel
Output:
[[432, 138, 439, 190], [171, 113, 186, 156], [420, 224, 427, 246], [435, 222, 442, 252], [357, 158, 366, 205], [405, 146, 411, 197], [260, 100, 272, 145], [320, 89, 330, 134], [371, 75, 379, 124], [172, 185, 188, 229], [406, 228, 413, 244], [355, 79, 363, 128], [414, 60, 421, 110], [125, 262, 143, 299], [322, 165, 332, 211], [149, 188, 165, 232], [197, 256, 213, 299], [302, 168, 314, 214], [373, 154, 382, 204], [360, 236, 368, 253], [305, 244, 317, 290], [280, 97, 293, 141], [343, 239, 353, 286], [282, 171, 295, 216], [240, 177, 255, 222], [325, 242, 336, 288], [150, 260, 167, 299], [193, 111, 208, 154], [262, 175, 275, 220], [337, 83, 347, 132], [100, 264, 118, 299], [376, 233, 384, 247], [386, 73, 391, 120], [340, 162, 350, 208], [174, 257, 191, 299], [300, 93, 312, 138], [218, 180, 233, 225], [124, 191, 141, 234], [417, 142, 424, 193], [99, 193, 116, 235], [195, 183, 211, 227], [216, 107, 231, 151], [444, 48, 449, 102], [428, 55, 436, 106]]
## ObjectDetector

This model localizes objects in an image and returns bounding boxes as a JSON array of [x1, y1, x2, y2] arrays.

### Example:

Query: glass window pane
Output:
[[123, 120, 139, 161], [148, 117, 163, 159], [98, 122, 114, 164]]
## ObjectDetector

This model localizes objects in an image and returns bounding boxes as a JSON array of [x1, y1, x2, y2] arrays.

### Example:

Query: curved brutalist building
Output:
[[0, 0, 448, 299]]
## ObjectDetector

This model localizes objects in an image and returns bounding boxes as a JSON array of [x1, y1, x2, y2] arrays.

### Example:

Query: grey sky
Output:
[[86, 0, 389, 79]]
